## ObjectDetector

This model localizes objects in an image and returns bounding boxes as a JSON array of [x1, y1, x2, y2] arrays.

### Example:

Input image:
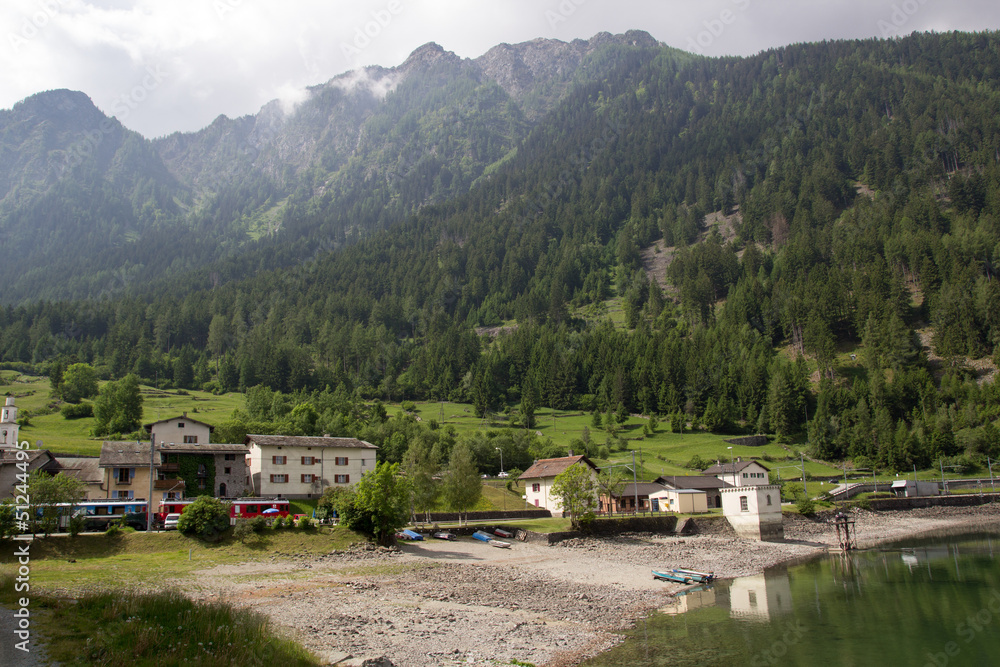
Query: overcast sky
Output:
[[2, 0, 998, 138]]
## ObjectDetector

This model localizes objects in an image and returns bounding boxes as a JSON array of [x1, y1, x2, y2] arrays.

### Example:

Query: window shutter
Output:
[[345, 474, 349, 483]]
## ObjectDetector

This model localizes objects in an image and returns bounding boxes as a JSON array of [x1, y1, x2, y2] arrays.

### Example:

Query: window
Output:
[[113, 490, 134, 499], [748, 591, 757, 607], [224, 454, 236, 461], [335, 457, 349, 466], [183, 435, 198, 444], [224, 467, 231, 474], [270, 474, 288, 483], [301, 456, 315, 465], [740, 496, 749, 512], [177, 422, 185, 428], [532, 483, 540, 493], [301, 474, 315, 483], [766, 494, 772, 506], [272, 455, 286, 465], [116, 468, 132, 484], [334, 474, 350, 484]]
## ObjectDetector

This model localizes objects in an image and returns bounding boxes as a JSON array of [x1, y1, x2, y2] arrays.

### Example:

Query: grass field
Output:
[[1, 371, 243, 456], [4, 369, 980, 489], [0, 526, 364, 592]]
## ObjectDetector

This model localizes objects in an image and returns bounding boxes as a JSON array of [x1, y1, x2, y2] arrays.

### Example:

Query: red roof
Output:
[[518, 455, 596, 480]]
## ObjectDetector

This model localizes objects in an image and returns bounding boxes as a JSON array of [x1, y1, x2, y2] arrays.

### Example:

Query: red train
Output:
[[157, 497, 291, 524]]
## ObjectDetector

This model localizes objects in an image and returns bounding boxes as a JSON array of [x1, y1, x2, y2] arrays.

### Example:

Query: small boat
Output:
[[671, 568, 715, 583], [494, 528, 514, 538], [652, 569, 695, 584], [432, 531, 456, 540], [490, 540, 511, 548], [400, 529, 423, 541], [472, 530, 493, 542]]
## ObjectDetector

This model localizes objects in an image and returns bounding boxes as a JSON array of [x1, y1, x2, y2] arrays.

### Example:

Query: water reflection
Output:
[[726, 570, 793, 621], [582, 531, 1000, 667]]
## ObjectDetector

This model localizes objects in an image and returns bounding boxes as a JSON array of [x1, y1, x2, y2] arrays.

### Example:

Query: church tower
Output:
[[0, 397, 19, 449]]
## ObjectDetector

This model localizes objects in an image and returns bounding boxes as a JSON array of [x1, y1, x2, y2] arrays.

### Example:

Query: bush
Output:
[[177, 497, 231, 540], [401, 400, 416, 412], [61, 402, 94, 419], [249, 516, 269, 533], [272, 516, 287, 529], [296, 516, 314, 529], [795, 496, 816, 517], [233, 520, 258, 543], [68, 513, 86, 537]]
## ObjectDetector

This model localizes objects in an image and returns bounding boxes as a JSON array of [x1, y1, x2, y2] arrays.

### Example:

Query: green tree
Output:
[[551, 463, 599, 527], [343, 462, 410, 545], [403, 438, 440, 525], [595, 466, 626, 515], [92, 373, 144, 436], [442, 441, 481, 525], [61, 362, 99, 403], [27, 469, 86, 536], [176, 496, 231, 540]]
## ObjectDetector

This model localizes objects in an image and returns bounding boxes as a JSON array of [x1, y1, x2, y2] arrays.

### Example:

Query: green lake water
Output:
[[581, 532, 1000, 667]]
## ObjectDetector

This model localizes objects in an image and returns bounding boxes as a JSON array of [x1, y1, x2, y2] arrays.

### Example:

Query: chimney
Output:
[[568, 449, 574, 456], [183, 412, 187, 417]]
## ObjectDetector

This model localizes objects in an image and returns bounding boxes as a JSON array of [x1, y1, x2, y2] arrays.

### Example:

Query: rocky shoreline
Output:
[[186, 504, 1000, 666]]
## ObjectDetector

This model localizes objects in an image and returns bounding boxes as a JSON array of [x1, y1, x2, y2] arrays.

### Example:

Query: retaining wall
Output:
[[859, 494, 1000, 511]]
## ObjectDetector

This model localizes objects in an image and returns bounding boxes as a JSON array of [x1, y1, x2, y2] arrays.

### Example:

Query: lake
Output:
[[581, 532, 1000, 666]]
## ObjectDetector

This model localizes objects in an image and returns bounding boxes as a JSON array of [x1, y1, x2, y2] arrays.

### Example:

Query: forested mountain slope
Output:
[[3, 31, 1000, 472], [0, 32, 655, 304]]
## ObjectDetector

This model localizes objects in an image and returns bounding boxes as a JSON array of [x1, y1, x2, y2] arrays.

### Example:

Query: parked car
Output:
[[498, 472, 509, 478], [164, 513, 181, 531]]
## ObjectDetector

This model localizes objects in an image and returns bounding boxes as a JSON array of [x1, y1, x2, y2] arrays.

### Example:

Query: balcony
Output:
[[158, 463, 179, 472]]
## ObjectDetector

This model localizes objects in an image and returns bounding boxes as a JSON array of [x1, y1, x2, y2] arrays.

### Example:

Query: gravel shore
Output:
[[185, 504, 1000, 667]]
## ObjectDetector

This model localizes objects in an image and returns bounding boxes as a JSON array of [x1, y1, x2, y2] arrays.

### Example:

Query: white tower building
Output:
[[0, 396, 20, 449]]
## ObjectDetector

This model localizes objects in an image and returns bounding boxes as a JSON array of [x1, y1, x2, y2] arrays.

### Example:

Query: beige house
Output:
[[145, 414, 214, 446], [98, 441, 164, 500], [649, 488, 709, 514], [245, 434, 378, 499], [518, 455, 598, 516], [703, 459, 771, 487]]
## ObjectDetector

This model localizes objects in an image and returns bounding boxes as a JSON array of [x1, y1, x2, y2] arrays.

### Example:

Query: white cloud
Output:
[[1, 0, 998, 137]]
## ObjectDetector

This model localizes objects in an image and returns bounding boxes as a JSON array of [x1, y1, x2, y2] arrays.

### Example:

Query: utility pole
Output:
[[632, 450, 639, 513], [146, 436, 155, 532], [989, 456, 995, 493]]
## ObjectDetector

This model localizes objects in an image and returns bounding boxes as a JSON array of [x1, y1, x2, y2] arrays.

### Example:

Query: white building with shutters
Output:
[[245, 434, 378, 499]]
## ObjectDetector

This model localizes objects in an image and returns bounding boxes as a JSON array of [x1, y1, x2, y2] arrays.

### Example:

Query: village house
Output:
[[245, 434, 377, 499], [51, 456, 104, 499], [703, 458, 771, 487], [600, 481, 667, 513], [655, 475, 734, 509], [157, 442, 249, 498], [0, 449, 58, 499], [648, 487, 710, 514], [518, 455, 598, 516], [145, 414, 214, 446], [98, 441, 162, 500]]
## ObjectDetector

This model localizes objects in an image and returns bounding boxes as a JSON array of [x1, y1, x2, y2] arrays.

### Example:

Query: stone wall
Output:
[[858, 494, 1000, 511]]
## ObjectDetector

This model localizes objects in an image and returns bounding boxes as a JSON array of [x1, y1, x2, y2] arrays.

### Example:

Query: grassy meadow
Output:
[[3, 369, 977, 498]]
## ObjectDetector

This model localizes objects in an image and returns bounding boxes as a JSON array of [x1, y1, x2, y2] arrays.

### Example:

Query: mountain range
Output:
[[0, 30, 661, 304], [2, 29, 1000, 472]]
